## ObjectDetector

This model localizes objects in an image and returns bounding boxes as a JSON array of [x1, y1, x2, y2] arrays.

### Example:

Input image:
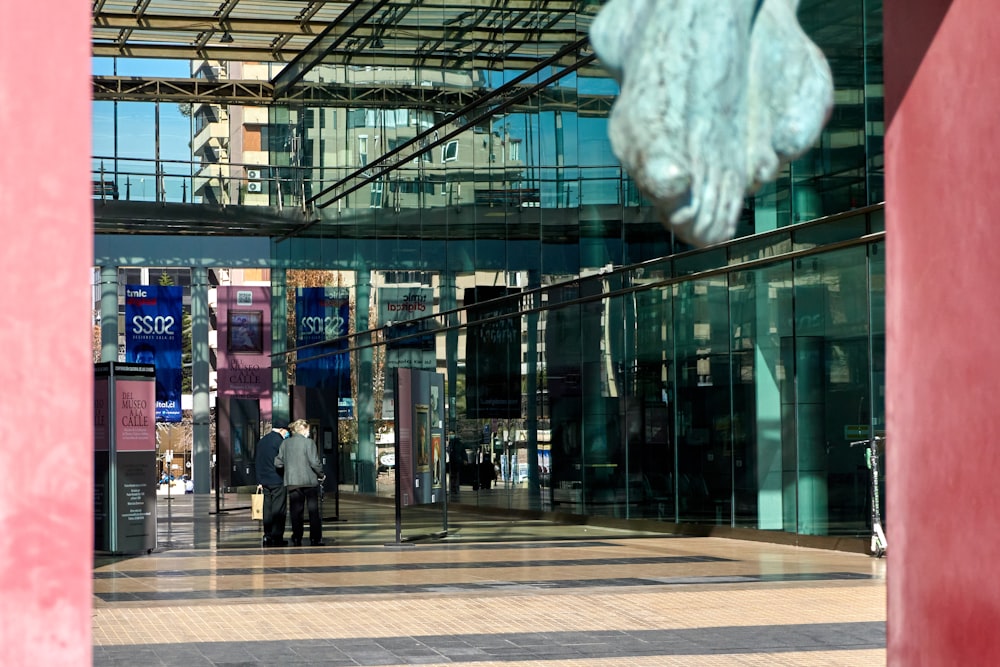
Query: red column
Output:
[[0, 5, 93, 665], [885, 0, 1000, 662]]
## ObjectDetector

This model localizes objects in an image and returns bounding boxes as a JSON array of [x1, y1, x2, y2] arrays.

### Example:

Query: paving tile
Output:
[[93, 495, 887, 667]]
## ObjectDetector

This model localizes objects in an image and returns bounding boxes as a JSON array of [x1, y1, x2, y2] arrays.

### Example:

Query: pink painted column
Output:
[[885, 0, 1000, 662], [0, 5, 93, 665]]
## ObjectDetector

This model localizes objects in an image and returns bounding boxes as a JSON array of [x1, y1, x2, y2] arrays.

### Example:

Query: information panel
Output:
[[94, 362, 158, 554], [394, 368, 445, 508]]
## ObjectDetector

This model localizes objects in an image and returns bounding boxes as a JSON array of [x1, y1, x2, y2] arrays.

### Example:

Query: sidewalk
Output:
[[92, 495, 886, 666]]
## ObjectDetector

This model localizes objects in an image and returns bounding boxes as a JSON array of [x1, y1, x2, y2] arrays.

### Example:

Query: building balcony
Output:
[[194, 122, 229, 151]]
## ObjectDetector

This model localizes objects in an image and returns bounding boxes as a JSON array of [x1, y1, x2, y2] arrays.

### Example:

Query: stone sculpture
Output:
[[590, 0, 833, 246]]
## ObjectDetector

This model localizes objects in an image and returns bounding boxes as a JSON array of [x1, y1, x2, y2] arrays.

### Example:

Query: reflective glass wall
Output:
[[272, 207, 884, 538], [93, 1, 887, 539], [266, 0, 887, 538]]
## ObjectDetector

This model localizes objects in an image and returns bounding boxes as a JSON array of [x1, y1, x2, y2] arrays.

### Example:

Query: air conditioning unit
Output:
[[246, 169, 261, 180], [247, 182, 263, 193]]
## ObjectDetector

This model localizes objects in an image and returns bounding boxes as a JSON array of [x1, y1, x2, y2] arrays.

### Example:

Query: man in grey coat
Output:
[[275, 419, 325, 546]]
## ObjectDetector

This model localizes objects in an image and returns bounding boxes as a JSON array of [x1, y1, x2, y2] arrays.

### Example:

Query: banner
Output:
[[295, 287, 351, 406], [124, 284, 183, 422], [378, 286, 436, 370], [217, 286, 272, 403], [115, 378, 156, 451], [464, 286, 521, 419]]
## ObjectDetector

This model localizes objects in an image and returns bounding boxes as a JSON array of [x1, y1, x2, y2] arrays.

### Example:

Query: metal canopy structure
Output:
[[91, 0, 612, 237], [93, 0, 599, 103], [93, 0, 356, 63], [91, 74, 614, 114]]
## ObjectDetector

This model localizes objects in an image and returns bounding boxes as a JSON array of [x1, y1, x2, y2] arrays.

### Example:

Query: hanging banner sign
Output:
[[124, 284, 183, 422], [464, 286, 521, 419], [296, 287, 352, 407], [378, 286, 436, 370], [217, 286, 272, 401]]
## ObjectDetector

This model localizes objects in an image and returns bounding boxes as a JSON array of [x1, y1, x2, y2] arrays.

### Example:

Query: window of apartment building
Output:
[[370, 179, 384, 208], [389, 136, 428, 164], [393, 179, 436, 196], [509, 139, 521, 162], [442, 140, 458, 163], [347, 109, 367, 129], [358, 135, 368, 167], [244, 126, 262, 152], [194, 111, 210, 135], [119, 268, 190, 288], [383, 271, 433, 285], [121, 268, 143, 286]]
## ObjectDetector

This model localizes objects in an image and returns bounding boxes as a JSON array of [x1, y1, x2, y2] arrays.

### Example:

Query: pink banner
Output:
[[217, 286, 272, 406], [114, 379, 155, 452]]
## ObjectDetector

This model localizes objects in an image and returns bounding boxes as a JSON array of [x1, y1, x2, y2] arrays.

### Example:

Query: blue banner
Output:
[[296, 287, 351, 402], [124, 284, 183, 422]]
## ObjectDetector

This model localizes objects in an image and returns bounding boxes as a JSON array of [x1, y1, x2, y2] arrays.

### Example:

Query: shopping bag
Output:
[[251, 485, 264, 521]]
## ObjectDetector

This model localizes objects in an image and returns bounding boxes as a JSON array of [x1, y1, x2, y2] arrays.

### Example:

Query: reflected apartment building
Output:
[[194, 61, 531, 214]]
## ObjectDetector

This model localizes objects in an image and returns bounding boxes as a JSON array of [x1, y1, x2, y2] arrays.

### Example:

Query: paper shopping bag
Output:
[[251, 485, 264, 521]]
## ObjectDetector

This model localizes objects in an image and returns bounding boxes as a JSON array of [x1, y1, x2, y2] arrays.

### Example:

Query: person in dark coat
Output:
[[254, 419, 289, 547], [448, 432, 463, 495], [275, 419, 325, 546]]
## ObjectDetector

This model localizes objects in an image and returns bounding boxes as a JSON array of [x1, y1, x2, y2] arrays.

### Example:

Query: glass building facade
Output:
[[93, 0, 885, 539]]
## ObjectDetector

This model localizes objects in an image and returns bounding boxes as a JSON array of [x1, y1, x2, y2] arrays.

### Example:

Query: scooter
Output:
[[851, 435, 887, 557]]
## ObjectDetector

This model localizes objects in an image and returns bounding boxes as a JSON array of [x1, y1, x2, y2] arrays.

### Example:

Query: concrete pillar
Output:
[[791, 182, 822, 225], [752, 181, 781, 233], [190, 267, 211, 494], [355, 270, 376, 492], [754, 280, 783, 530], [885, 0, 1000, 661], [0, 2, 92, 662], [793, 336, 827, 535], [439, 271, 459, 428], [100, 265, 119, 362], [525, 270, 540, 502]]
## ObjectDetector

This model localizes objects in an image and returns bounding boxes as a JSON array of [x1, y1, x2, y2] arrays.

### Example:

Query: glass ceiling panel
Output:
[[93, 0, 354, 62], [93, 0, 598, 71]]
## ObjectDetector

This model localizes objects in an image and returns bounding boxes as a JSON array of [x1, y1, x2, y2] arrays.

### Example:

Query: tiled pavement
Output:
[[92, 494, 886, 666]]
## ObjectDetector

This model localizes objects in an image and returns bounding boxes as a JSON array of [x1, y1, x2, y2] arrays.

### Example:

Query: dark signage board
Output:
[[94, 362, 158, 554], [464, 287, 521, 419], [115, 452, 157, 546], [94, 373, 110, 550]]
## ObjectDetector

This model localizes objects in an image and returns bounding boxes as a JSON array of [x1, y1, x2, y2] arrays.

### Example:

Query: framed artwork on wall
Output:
[[228, 310, 263, 354]]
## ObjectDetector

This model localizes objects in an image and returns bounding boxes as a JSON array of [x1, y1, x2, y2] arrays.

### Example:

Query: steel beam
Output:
[[91, 75, 614, 115]]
